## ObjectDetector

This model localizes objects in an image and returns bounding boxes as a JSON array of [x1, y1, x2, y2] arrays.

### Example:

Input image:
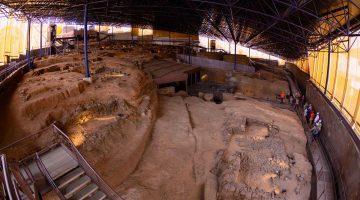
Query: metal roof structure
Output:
[[1, 0, 360, 59]]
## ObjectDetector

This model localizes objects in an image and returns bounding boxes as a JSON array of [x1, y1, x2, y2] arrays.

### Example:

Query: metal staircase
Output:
[[27, 145, 109, 200], [0, 124, 121, 200]]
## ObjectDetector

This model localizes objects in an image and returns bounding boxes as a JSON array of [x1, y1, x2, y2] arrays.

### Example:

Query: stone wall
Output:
[[306, 83, 360, 199], [176, 54, 255, 73], [286, 62, 309, 93]]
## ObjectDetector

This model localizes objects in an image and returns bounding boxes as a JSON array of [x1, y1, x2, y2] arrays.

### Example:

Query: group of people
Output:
[[276, 91, 322, 141], [303, 102, 322, 141]]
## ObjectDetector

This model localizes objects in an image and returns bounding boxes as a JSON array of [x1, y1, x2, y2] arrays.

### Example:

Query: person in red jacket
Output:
[[309, 110, 315, 125], [279, 91, 286, 103]]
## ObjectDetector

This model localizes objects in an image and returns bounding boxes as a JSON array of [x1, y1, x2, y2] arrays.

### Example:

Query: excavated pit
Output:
[[0, 44, 311, 200]]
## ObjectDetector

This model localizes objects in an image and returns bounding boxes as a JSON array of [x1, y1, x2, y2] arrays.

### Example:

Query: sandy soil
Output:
[[117, 95, 311, 200], [0, 44, 311, 199], [0, 48, 158, 188]]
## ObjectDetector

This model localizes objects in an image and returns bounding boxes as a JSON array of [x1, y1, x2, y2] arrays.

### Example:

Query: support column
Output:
[[98, 22, 101, 46], [188, 34, 191, 64], [229, 42, 231, 54], [112, 26, 114, 40], [39, 21, 43, 57], [324, 39, 331, 93], [169, 31, 171, 45], [208, 37, 210, 52], [234, 43, 237, 71], [50, 24, 56, 55], [83, 0, 91, 79], [131, 27, 134, 43], [27, 18, 31, 68], [142, 28, 144, 45]]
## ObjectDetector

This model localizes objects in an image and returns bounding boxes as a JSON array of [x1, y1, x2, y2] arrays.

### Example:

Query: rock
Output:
[[234, 92, 247, 100], [198, 92, 205, 98], [174, 90, 188, 97], [158, 86, 175, 96], [223, 93, 236, 101], [204, 175, 218, 200], [203, 93, 214, 101], [274, 185, 281, 195], [213, 92, 223, 104]]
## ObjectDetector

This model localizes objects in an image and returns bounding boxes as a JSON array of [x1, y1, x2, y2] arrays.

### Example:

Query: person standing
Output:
[[314, 112, 320, 125], [279, 91, 286, 104], [309, 110, 315, 125]]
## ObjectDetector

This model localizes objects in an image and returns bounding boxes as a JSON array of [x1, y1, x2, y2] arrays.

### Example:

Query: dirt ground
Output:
[[0, 44, 311, 199], [0, 47, 158, 187], [117, 95, 311, 200]]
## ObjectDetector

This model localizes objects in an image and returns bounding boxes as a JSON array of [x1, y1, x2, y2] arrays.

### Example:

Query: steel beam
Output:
[[83, 0, 91, 78]]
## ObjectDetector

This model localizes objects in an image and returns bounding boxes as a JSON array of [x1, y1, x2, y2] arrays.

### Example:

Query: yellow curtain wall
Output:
[[0, 17, 27, 65], [296, 31, 360, 135]]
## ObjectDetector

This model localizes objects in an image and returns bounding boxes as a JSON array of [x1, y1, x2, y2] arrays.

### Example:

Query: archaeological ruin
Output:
[[0, 1, 359, 200]]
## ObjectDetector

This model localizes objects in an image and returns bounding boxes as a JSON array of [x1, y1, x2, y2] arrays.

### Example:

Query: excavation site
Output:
[[0, 1, 359, 200]]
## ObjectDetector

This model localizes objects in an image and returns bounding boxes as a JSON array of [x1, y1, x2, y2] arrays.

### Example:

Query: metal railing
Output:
[[0, 123, 122, 199], [51, 124, 122, 200], [1, 154, 16, 200], [295, 104, 336, 200], [35, 153, 66, 200], [0, 59, 30, 83]]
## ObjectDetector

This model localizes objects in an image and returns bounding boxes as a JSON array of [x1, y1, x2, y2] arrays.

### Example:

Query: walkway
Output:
[[297, 108, 335, 200]]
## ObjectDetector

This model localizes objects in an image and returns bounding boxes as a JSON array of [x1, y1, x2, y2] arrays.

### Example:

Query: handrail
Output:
[[1, 123, 122, 199], [0, 126, 53, 153], [35, 153, 66, 200], [1, 154, 16, 200], [0, 58, 31, 83], [10, 163, 36, 200], [51, 124, 122, 200]]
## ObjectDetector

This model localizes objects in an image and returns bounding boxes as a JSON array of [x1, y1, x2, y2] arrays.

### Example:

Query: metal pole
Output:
[[131, 27, 134, 43], [208, 37, 210, 52], [229, 42, 230, 54], [324, 39, 331, 93], [111, 26, 114, 41], [188, 34, 191, 64], [234, 43, 237, 71], [39, 21, 43, 57], [169, 31, 171, 45], [27, 18, 31, 69], [248, 47, 251, 58], [83, 0, 90, 78], [98, 22, 101, 46]]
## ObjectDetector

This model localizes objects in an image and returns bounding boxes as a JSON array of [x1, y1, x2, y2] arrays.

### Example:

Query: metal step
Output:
[[62, 175, 91, 199], [40, 146, 79, 180], [73, 183, 98, 200], [21, 145, 78, 181], [18, 191, 30, 200], [56, 167, 85, 190], [87, 190, 107, 200]]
